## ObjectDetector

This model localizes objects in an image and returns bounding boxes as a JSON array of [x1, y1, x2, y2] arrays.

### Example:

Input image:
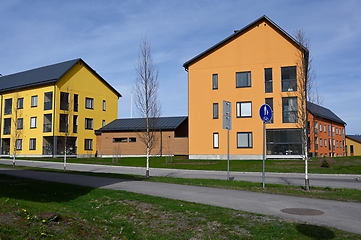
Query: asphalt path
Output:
[[1, 159, 360, 190], [1, 166, 361, 236]]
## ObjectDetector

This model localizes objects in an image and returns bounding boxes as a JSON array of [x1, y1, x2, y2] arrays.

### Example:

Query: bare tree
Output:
[[133, 36, 161, 178], [11, 92, 23, 167], [294, 29, 319, 190]]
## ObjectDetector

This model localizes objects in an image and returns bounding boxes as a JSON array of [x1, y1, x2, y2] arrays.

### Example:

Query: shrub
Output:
[[321, 159, 330, 168]]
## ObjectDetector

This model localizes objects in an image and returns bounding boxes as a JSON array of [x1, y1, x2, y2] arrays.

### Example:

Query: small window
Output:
[[213, 132, 219, 149], [212, 74, 218, 90], [102, 100, 106, 111], [74, 94, 79, 112], [84, 139, 93, 150], [17, 98, 24, 109], [129, 137, 136, 142], [102, 120, 106, 127], [113, 138, 128, 143], [86, 97, 94, 109], [324, 125, 326, 132], [16, 139, 22, 150], [236, 71, 251, 88], [31, 95, 38, 107], [213, 103, 219, 119], [30, 117, 37, 128], [264, 68, 272, 93], [73, 115, 78, 133], [29, 138, 36, 150], [320, 138, 322, 147], [85, 118, 93, 130], [17, 118, 23, 130], [319, 123, 322, 132], [236, 102, 252, 118], [324, 139, 327, 147], [237, 132, 252, 148]]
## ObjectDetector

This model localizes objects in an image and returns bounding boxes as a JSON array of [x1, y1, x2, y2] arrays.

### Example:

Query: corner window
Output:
[[282, 97, 298, 123], [31, 95, 38, 107], [85, 118, 93, 130], [84, 139, 93, 150], [30, 117, 37, 128], [85, 97, 94, 109], [29, 138, 36, 150], [236, 71, 251, 88], [44, 92, 53, 110], [264, 68, 272, 93], [281, 66, 297, 92], [236, 102, 252, 118], [212, 74, 218, 90], [237, 132, 252, 148], [213, 103, 219, 119], [17, 98, 24, 109], [213, 132, 219, 149]]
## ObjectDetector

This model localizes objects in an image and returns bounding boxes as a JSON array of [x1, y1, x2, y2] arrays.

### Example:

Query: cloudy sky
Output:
[[0, 0, 360, 134]]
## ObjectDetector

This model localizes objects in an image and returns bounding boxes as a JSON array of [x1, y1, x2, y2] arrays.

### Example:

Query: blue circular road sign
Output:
[[259, 104, 273, 123]]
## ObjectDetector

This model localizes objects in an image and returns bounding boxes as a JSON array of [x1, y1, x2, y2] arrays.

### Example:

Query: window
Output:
[[113, 138, 127, 143], [264, 68, 272, 93], [212, 74, 218, 90], [265, 98, 274, 123], [3, 118, 11, 134], [44, 92, 52, 110], [336, 128, 339, 135], [314, 122, 318, 134], [324, 124, 326, 132], [102, 120, 106, 127], [4, 99, 12, 114], [102, 100, 106, 111], [266, 129, 302, 155], [84, 139, 93, 150], [85, 118, 93, 130], [320, 138, 322, 147], [74, 94, 79, 112], [213, 132, 219, 149], [324, 139, 327, 147], [59, 114, 68, 132], [16, 139, 22, 150], [17, 118, 23, 130], [85, 97, 94, 109], [328, 125, 331, 136], [60, 92, 69, 110], [73, 115, 78, 133], [319, 123, 322, 132], [129, 137, 136, 142], [43, 114, 52, 132], [236, 102, 252, 118], [281, 66, 297, 92], [282, 97, 298, 123], [237, 132, 252, 148], [350, 145, 354, 154], [30, 117, 37, 128], [31, 95, 38, 107], [29, 138, 36, 150], [236, 71, 251, 88], [332, 126, 335, 136], [213, 103, 219, 119], [17, 98, 24, 109]]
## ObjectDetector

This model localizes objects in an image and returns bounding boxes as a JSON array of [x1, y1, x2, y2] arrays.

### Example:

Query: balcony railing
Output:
[[44, 101, 52, 110], [43, 123, 52, 132], [3, 127, 10, 135], [282, 111, 298, 123], [282, 79, 297, 92]]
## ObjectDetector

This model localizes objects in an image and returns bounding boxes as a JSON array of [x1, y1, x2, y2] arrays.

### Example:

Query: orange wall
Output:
[[187, 20, 300, 158]]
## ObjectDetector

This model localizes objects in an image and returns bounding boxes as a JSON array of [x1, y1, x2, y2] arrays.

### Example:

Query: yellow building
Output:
[[183, 15, 312, 160], [0, 58, 121, 157], [346, 135, 361, 156]]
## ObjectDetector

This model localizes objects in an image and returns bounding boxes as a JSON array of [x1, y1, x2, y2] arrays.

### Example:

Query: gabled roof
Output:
[[0, 58, 121, 97], [307, 101, 346, 125], [96, 116, 188, 133], [346, 135, 361, 144], [183, 15, 307, 70]]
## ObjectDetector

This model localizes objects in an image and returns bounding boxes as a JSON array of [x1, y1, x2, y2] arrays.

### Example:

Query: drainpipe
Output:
[[0, 95, 2, 155], [52, 84, 56, 158]]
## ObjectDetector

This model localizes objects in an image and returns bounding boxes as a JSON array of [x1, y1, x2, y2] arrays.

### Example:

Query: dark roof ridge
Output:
[[307, 101, 346, 125]]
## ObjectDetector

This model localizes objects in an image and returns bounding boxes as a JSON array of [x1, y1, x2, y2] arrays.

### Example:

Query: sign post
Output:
[[259, 104, 273, 189], [223, 100, 232, 180]]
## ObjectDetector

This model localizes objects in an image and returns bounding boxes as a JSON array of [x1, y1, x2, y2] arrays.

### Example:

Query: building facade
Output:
[[183, 15, 345, 160], [95, 116, 188, 157], [346, 135, 361, 156], [0, 58, 121, 157]]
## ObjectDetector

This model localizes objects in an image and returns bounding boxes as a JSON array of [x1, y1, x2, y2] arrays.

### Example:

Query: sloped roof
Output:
[[0, 58, 121, 97], [183, 15, 307, 70], [307, 101, 346, 125], [346, 135, 361, 144], [96, 116, 188, 132]]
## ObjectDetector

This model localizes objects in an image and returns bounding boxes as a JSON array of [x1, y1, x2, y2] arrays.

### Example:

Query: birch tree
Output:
[[11, 92, 23, 167], [133, 36, 161, 178]]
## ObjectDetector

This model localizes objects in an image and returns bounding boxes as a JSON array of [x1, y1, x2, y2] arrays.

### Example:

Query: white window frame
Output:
[[85, 97, 94, 109], [29, 138, 36, 150], [237, 132, 252, 148], [236, 71, 251, 88], [31, 95, 38, 107], [236, 102, 252, 118], [213, 132, 219, 149], [30, 117, 37, 128]]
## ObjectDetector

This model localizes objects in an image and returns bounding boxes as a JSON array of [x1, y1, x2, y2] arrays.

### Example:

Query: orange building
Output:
[[308, 102, 346, 157], [183, 15, 345, 159]]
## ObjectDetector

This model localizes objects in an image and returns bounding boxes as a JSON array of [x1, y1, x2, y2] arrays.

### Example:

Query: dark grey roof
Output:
[[96, 116, 188, 132], [0, 58, 121, 97], [307, 102, 346, 125], [346, 135, 361, 143], [183, 15, 307, 70]]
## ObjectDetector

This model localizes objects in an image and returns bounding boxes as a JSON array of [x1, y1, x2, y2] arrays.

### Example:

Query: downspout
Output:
[[0, 95, 2, 155], [52, 84, 56, 158]]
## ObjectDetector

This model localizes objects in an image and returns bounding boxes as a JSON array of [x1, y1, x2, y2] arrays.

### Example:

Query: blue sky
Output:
[[0, 0, 360, 134]]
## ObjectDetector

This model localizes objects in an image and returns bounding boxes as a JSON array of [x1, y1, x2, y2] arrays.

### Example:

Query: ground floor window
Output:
[[266, 129, 302, 155], [29, 138, 36, 150], [237, 132, 252, 148], [85, 139, 93, 150]]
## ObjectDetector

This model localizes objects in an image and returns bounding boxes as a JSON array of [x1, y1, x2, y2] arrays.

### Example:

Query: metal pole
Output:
[[227, 128, 230, 180], [262, 121, 266, 188]]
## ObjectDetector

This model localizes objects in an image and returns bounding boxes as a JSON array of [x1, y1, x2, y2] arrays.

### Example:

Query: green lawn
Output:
[[1, 173, 360, 239]]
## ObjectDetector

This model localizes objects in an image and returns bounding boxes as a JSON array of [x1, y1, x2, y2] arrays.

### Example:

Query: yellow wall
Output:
[[346, 137, 361, 156], [187, 20, 300, 159]]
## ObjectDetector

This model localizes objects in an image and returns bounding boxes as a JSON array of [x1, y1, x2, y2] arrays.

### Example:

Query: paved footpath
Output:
[[0, 162, 361, 235]]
